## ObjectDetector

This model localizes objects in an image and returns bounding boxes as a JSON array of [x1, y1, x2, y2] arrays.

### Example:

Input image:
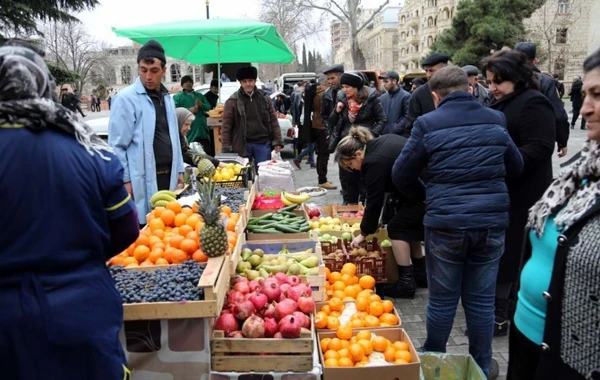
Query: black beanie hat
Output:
[[340, 72, 364, 90], [236, 66, 258, 81], [137, 40, 166, 64], [181, 75, 193, 85]]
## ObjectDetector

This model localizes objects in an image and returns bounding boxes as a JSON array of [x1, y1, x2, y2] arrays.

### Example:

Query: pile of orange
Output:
[[108, 201, 240, 268], [320, 330, 412, 367], [324, 263, 376, 302], [314, 293, 400, 330]]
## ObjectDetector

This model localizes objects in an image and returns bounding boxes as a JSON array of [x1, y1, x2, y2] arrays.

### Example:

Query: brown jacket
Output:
[[312, 85, 327, 130], [221, 87, 284, 156]]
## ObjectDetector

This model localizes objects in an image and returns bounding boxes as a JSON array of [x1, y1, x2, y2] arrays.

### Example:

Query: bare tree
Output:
[[525, 0, 583, 78], [42, 20, 101, 91], [295, 0, 389, 69]]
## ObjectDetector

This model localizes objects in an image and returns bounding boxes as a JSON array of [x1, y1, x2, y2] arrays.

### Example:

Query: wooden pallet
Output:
[[122, 255, 230, 320], [211, 323, 315, 372]]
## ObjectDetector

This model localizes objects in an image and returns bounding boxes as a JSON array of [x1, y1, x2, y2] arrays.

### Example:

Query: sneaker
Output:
[[319, 181, 337, 190], [293, 159, 302, 170], [488, 358, 499, 380], [310, 164, 317, 168]]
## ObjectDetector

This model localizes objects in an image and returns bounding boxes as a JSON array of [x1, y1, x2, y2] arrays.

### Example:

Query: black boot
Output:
[[412, 257, 428, 288], [384, 265, 416, 299]]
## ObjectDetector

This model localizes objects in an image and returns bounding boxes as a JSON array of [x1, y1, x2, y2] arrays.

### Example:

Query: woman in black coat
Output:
[[329, 72, 386, 204], [507, 48, 600, 380], [334, 127, 425, 299], [482, 50, 556, 334]]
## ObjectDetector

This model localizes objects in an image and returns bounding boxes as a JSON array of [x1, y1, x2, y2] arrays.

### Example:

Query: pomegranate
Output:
[[215, 313, 239, 335], [228, 331, 244, 338], [261, 281, 281, 302], [233, 300, 256, 321], [233, 281, 250, 295], [242, 315, 265, 338], [263, 302, 276, 319], [274, 332, 283, 339], [248, 280, 260, 293], [280, 283, 291, 295], [235, 277, 249, 284], [287, 275, 301, 286], [274, 299, 298, 321], [286, 285, 304, 302], [226, 291, 245, 306], [293, 311, 311, 329], [274, 272, 289, 285], [248, 290, 268, 311], [298, 294, 315, 314], [264, 317, 278, 338], [278, 315, 302, 338]]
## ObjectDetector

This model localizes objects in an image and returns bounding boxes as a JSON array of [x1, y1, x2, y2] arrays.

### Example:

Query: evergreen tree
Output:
[[308, 50, 316, 72], [301, 43, 308, 72], [429, 0, 545, 66]]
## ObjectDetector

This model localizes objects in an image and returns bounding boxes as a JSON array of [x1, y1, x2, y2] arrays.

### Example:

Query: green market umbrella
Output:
[[112, 19, 295, 101]]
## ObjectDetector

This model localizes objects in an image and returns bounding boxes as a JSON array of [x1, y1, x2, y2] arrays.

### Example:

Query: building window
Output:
[[393, 34, 399, 45], [121, 65, 131, 84], [443, 8, 450, 19], [170, 63, 181, 82], [556, 28, 568, 44], [428, 17, 434, 26], [427, 36, 434, 47], [557, 0, 569, 13], [554, 57, 565, 79], [415, 10, 419, 17], [401, 16, 406, 24], [434, 16, 437, 26]]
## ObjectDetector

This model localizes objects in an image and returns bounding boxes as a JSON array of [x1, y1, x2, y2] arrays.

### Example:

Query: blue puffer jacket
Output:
[[392, 91, 524, 230]]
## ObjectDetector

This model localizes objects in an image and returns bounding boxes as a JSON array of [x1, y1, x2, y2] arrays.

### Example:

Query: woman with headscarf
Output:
[[507, 48, 600, 380], [328, 71, 386, 204], [0, 42, 139, 379], [176, 107, 221, 168]]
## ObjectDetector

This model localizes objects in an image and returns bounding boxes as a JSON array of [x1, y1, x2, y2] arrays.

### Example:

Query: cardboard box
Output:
[[318, 327, 420, 380]]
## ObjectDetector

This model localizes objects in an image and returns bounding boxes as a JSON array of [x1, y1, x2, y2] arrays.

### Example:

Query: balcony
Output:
[[409, 52, 422, 61], [437, 18, 452, 28], [410, 37, 420, 45]]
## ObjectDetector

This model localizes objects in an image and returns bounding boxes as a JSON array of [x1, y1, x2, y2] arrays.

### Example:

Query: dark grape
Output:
[[215, 187, 246, 210]]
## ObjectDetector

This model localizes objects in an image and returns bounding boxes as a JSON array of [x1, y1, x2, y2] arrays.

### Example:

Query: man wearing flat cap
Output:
[[109, 39, 184, 226], [515, 41, 570, 157], [462, 65, 490, 105], [378, 70, 411, 135], [404, 52, 450, 137], [220, 66, 283, 165]]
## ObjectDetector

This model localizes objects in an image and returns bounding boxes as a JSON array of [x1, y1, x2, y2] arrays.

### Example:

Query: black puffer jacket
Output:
[[328, 87, 386, 151]]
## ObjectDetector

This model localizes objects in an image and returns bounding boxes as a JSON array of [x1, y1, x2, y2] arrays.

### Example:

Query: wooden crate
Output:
[[332, 203, 364, 226], [122, 255, 230, 320], [245, 208, 310, 241], [211, 322, 315, 372]]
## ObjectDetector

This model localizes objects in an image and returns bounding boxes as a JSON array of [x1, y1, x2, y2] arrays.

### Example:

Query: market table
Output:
[[207, 117, 223, 155]]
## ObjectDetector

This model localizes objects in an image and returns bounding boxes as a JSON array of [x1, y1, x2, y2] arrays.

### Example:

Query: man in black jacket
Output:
[[515, 42, 570, 157], [569, 75, 585, 129], [404, 53, 450, 137], [379, 70, 411, 135], [320, 64, 344, 190], [553, 73, 565, 98]]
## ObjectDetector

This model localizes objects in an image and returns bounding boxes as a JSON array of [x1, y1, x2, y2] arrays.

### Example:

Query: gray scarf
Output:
[[528, 139, 600, 236], [0, 45, 111, 160]]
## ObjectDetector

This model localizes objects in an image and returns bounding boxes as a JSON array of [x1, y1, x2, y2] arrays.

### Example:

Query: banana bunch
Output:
[[280, 191, 311, 206], [150, 190, 177, 208]]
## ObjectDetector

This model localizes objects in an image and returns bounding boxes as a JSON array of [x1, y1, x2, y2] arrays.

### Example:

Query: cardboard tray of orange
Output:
[[314, 300, 401, 331], [318, 327, 420, 380], [210, 319, 316, 372], [122, 255, 231, 320]]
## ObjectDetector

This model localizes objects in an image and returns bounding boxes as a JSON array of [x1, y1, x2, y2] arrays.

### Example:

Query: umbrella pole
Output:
[[217, 39, 221, 104]]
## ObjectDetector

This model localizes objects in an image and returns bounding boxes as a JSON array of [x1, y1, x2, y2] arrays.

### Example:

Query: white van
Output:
[[276, 72, 319, 93]]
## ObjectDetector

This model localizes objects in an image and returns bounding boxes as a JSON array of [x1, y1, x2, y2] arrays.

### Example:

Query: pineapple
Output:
[[197, 157, 216, 179], [197, 180, 228, 257]]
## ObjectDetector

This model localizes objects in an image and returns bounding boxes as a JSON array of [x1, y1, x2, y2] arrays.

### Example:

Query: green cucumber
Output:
[[299, 225, 311, 232], [253, 228, 284, 234], [278, 204, 298, 213], [254, 213, 274, 221], [275, 224, 301, 233], [257, 219, 277, 225], [246, 224, 263, 231], [278, 211, 299, 218]]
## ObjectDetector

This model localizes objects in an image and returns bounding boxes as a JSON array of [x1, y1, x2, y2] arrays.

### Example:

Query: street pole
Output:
[[206, 0, 210, 19]]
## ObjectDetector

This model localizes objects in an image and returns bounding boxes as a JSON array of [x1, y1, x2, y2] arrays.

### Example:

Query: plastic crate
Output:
[[321, 239, 348, 273], [321, 237, 388, 282], [197, 164, 249, 189]]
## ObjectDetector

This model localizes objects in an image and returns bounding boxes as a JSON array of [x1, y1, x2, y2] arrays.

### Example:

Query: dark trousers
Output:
[[572, 107, 586, 129], [313, 129, 330, 184], [507, 323, 540, 380], [339, 168, 362, 204], [157, 172, 171, 191]]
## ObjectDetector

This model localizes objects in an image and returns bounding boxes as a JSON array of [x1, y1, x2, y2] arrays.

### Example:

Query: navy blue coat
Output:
[[392, 91, 524, 230], [380, 87, 411, 135]]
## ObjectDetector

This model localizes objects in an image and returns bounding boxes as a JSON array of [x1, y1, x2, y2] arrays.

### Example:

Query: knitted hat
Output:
[[236, 66, 258, 81], [340, 72, 364, 89], [137, 40, 166, 64]]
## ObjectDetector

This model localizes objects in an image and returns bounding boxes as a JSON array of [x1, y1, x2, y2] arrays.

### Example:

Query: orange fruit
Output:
[[343, 296, 356, 303], [125, 262, 140, 268], [180, 238, 199, 254], [394, 358, 409, 365], [315, 312, 329, 328], [364, 315, 380, 327], [355, 297, 369, 311], [349, 275, 359, 285], [359, 275, 376, 290], [328, 338, 343, 351], [166, 200, 182, 215], [192, 250, 209, 263], [169, 235, 185, 249], [350, 319, 364, 328], [344, 285, 359, 299], [382, 300, 394, 313], [186, 231, 199, 241], [349, 343, 365, 362], [356, 330, 372, 341], [148, 217, 165, 231], [181, 207, 194, 216], [133, 245, 150, 262], [372, 336, 388, 352], [336, 324, 353, 340], [358, 339, 373, 355], [148, 248, 164, 263], [328, 297, 343, 311], [324, 358, 338, 367], [221, 205, 232, 217], [341, 263, 357, 276], [349, 336, 358, 345], [186, 215, 202, 228], [333, 290, 346, 300], [380, 313, 399, 325], [395, 350, 412, 362], [338, 357, 354, 367], [320, 338, 331, 352], [340, 339, 350, 349], [329, 311, 341, 318], [122, 257, 138, 266], [160, 209, 176, 227], [325, 267, 331, 281], [135, 234, 150, 247], [171, 249, 188, 264], [152, 206, 166, 217], [393, 341, 409, 351], [358, 289, 373, 299], [155, 257, 169, 265], [327, 316, 340, 330], [332, 281, 346, 291], [337, 348, 350, 358], [368, 294, 382, 303], [329, 272, 342, 284], [355, 362, 366, 367], [153, 229, 165, 240], [384, 347, 396, 362], [174, 213, 188, 227], [109, 255, 125, 266], [320, 305, 332, 315], [227, 218, 237, 232], [179, 224, 194, 237], [369, 302, 384, 317]]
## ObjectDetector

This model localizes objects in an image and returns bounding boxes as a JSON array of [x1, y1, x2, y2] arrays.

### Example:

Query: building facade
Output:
[[331, 21, 350, 59]]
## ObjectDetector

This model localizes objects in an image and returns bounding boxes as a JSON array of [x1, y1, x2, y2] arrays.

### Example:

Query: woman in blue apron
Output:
[[0, 42, 139, 379]]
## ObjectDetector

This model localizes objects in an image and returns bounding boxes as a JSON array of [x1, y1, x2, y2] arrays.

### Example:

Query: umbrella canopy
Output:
[[112, 19, 295, 65]]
